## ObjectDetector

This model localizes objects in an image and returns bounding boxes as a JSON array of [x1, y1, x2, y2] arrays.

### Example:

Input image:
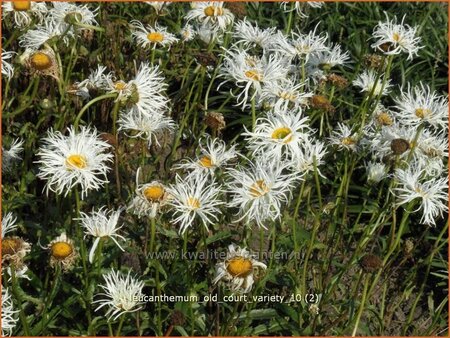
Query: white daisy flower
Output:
[[196, 23, 223, 44], [308, 43, 350, 69], [118, 110, 175, 147], [48, 232, 78, 272], [271, 24, 328, 62], [2, 1, 47, 28], [233, 18, 277, 51], [353, 69, 392, 96], [393, 82, 448, 129], [180, 24, 196, 42], [220, 49, 289, 108], [186, 2, 234, 32], [72, 65, 113, 99], [78, 207, 126, 263], [50, 2, 98, 31], [243, 107, 311, 161], [260, 78, 312, 111], [328, 123, 359, 152], [166, 173, 224, 234], [94, 270, 144, 321], [131, 20, 179, 50], [128, 63, 170, 116], [145, 1, 171, 14], [290, 140, 327, 177], [35, 126, 114, 199], [366, 161, 388, 184], [371, 13, 422, 60], [280, 1, 324, 18], [128, 169, 171, 219], [2, 50, 15, 79], [393, 163, 448, 226], [415, 128, 448, 176], [213, 244, 267, 294], [19, 20, 68, 51], [1, 212, 18, 238], [174, 136, 238, 174], [226, 159, 298, 229], [5, 265, 31, 282], [2, 138, 24, 173], [1, 288, 19, 336]]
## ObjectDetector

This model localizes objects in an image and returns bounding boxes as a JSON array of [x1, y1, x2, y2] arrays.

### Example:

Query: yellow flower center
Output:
[[144, 185, 165, 202], [12, 1, 31, 11], [392, 32, 401, 42], [186, 197, 201, 209], [245, 69, 263, 82], [249, 179, 270, 198], [1, 238, 21, 256], [342, 137, 355, 146], [51, 242, 73, 260], [279, 91, 297, 101], [114, 81, 127, 91], [271, 127, 293, 143], [199, 155, 213, 168], [65, 154, 87, 170], [415, 108, 432, 119], [204, 5, 223, 16], [30, 52, 52, 71], [376, 112, 393, 126], [147, 32, 164, 43], [227, 257, 253, 277]]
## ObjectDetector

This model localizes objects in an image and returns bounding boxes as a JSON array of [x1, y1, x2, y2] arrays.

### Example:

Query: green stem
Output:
[[115, 315, 126, 336], [351, 274, 370, 336], [74, 93, 118, 130]]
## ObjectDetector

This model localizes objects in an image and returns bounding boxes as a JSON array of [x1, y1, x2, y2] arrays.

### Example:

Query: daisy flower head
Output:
[[19, 20, 68, 51], [78, 207, 126, 263], [308, 43, 351, 70], [371, 13, 422, 60], [36, 126, 114, 199], [260, 78, 313, 111], [366, 161, 388, 184], [145, 1, 171, 15], [271, 24, 328, 62], [352, 69, 392, 96], [243, 106, 312, 161], [50, 2, 99, 31], [1, 235, 31, 269], [72, 65, 113, 99], [196, 23, 224, 45], [1, 288, 19, 337], [226, 158, 298, 229], [166, 173, 224, 234], [414, 128, 448, 176], [186, 2, 234, 32], [371, 104, 395, 128], [213, 244, 267, 294], [174, 136, 238, 174], [367, 123, 417, 161], [24, 47, 60, 80], [2, 50, 15, 79], [393, 82, 448, 129], [290, 140, 327, 177], [127, 62, 170, 117], [131, 20, 179, 50], [128, 169, 171, 219], [118, 110, 175, 147], [280, 1, 324, 18], [2, 1, 47, 28], [48, 232, 78, 272], [1, 212, 18, 238], [233, 18, 277, 52], [393, 162, 448, 226], [94, 269, 144, 321], [2, 138, 24, 173], [328, 123, 359, 152], [220, 48, 289, 108], [180, 24, 196, 42]]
